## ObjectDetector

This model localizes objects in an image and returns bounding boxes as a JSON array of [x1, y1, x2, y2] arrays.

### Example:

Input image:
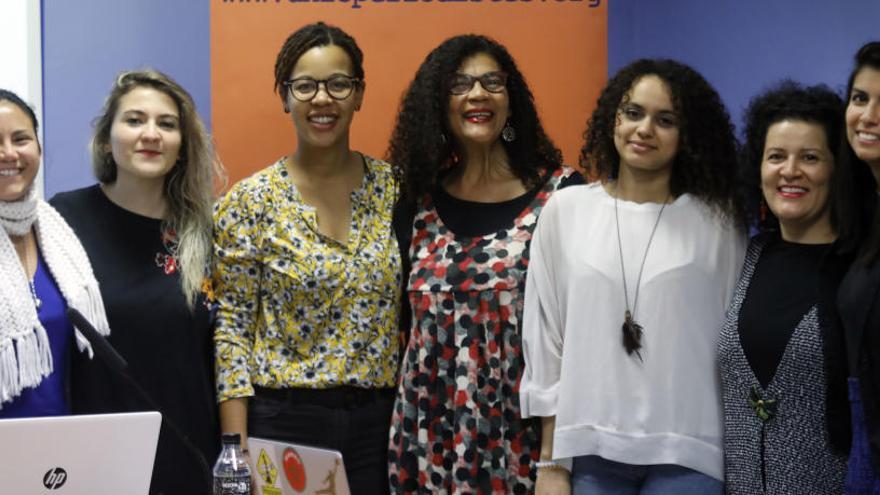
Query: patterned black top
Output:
[[718, 235, 846, 494], [388, 166, 577, 494]]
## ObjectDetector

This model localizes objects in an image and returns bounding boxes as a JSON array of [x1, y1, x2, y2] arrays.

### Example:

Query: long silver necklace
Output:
[[22, 236, 42, 310], [613, 184, 669, 361]]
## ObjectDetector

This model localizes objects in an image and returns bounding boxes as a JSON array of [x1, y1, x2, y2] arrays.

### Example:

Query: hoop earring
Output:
[[501, 121, 516, 142]]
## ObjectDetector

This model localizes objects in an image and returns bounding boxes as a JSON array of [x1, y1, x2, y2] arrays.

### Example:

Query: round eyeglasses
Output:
[[448, 71, 508, 95], [283, 75, 361, 102]]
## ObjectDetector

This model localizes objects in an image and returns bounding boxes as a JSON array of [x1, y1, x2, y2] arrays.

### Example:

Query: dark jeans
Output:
[[248, 386, 395, 495]]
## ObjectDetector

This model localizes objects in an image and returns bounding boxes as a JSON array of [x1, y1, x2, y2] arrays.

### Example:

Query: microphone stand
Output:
[[67, 308, 213, 493]]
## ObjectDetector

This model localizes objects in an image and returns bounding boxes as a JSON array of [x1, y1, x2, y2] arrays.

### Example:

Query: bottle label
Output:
[[213, 475, 251, 495]]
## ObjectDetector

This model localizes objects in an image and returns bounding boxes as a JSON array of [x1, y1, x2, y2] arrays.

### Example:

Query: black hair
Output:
[[0, 89, 39, 138], [273, 22, 364, 108], [387, 34, 562, 199], [742, 81, 860, 252], [581, 59, 744, 228], [844, 41, 880, 264]]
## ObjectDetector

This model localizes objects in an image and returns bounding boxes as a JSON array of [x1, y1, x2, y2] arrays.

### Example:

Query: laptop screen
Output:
[[0, 411, 161, 494], [248, 436, 350, 495]]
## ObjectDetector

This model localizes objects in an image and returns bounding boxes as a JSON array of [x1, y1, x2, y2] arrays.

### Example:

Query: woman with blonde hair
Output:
[[51, 69, 223, 494]]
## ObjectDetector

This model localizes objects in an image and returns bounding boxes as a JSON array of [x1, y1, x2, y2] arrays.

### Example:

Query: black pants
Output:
[[249, 386, 394, 495]]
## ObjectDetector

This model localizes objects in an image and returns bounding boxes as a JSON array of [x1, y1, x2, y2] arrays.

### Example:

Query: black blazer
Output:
[[839, 258, 880, 469]]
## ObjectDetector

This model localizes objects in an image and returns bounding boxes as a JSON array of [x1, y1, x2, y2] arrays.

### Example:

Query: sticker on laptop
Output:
[[256, 448, 281, 495], [283, 447, 306, 492], [314, 458, 342, 495]]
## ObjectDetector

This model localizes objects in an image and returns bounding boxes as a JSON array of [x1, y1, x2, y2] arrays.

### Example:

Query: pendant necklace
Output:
[[22, 237, 42, 310], [613, 184, 669, 361]]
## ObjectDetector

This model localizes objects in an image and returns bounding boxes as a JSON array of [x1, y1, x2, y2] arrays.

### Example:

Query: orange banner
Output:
[[211, 1, 607, 185]]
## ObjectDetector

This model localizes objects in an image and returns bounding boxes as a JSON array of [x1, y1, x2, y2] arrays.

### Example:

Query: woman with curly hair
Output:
[[50, 70, 222, 493], [387, 34, 582, 494], [213, 22, 401, 494], [520, 59, 746, 494], [719, 82, 860, 494], [837, 40, 880, 492]]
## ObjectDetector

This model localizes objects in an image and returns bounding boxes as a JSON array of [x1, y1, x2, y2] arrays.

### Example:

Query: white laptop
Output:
[[248, 436, 350, 495], [0, 411, 161, 494]]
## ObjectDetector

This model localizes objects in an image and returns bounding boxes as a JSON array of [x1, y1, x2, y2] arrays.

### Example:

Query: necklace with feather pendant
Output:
[[621, 310, 643, 359], [613, 185, 669, 362]]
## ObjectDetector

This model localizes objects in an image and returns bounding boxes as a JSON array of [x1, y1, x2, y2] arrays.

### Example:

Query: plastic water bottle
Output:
[[213, 433, 252, 494]]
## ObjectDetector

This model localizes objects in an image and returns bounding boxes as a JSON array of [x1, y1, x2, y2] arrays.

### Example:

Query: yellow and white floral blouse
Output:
[[213, 155, 401, 402]]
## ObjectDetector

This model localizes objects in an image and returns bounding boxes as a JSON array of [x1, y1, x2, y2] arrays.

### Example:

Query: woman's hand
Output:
[[219, 398, 256, 493], [535, 468, 571, 495]]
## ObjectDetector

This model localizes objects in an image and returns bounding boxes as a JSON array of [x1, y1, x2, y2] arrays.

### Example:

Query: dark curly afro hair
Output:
[[743, 80, 863, 252], [387, 34, 563, 199], [581, 59, 745, 228]]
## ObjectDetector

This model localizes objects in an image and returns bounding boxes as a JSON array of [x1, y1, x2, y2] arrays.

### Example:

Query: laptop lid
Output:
[[248, 437, 350, 495], [0, 411, 161, 494]]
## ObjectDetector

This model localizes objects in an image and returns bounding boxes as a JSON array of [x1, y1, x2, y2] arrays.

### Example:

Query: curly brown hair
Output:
[[387, 34, 562, 199], [581, 59, 745, 227]]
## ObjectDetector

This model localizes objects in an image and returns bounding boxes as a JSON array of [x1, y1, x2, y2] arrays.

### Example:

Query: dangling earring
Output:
[[759, 199, 768, 223], [501, 121, 516, 142], [440, 132, 447, 145]]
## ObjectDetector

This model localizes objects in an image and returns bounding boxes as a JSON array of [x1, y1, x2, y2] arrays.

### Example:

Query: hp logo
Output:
[[43, 467, 68, 490]]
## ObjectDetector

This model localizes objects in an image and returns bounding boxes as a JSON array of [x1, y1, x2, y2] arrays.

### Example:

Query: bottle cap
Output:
[[221, 433, 241, 444]]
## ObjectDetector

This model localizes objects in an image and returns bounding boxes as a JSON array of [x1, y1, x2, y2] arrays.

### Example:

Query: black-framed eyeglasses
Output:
[[283, 75, 361, 102], [448, 71, 508, 95]]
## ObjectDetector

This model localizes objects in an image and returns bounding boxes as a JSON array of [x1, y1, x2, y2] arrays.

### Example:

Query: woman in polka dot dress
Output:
[[387, 34, 582, 494]]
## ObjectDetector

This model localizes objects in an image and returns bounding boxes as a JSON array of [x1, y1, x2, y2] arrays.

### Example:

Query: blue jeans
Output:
[[571, 455, 723, 494]]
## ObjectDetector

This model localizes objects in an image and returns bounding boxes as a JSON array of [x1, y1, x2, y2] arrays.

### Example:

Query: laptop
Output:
[[0, 411, 161, 494], [248, 437, 350, 495]]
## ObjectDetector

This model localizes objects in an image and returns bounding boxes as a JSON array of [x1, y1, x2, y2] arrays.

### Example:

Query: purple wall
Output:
[[39, 0, 879, 196], [41, 0, 210, 197], [608, 0, 880, 135]]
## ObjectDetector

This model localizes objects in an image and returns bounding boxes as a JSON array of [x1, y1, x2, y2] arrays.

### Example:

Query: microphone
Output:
[[66, 307, 128, 373], [66, 307, 213, 493]]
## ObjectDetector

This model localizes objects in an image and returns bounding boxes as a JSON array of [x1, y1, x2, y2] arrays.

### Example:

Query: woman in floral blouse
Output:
[[213, 22, 400, 494]]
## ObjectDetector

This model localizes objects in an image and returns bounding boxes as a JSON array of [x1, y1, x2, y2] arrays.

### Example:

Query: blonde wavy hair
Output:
[[90, 70, 224, 309]]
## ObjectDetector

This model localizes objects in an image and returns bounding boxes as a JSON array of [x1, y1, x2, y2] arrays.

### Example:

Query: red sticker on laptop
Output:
[[282, 447, 306, 492]]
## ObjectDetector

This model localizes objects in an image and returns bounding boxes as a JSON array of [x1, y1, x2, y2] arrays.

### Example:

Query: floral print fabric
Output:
[[389, 167, 574, 494], [213, 156, 401, 402]]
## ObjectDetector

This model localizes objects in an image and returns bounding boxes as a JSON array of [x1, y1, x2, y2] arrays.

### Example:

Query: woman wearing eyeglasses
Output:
[[213, 22, 401, 494], [387, 34, 581, 494]]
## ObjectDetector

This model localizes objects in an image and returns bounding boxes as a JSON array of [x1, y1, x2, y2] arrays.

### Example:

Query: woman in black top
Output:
[[51, 70, 222, 494], [718, 82, 864, 494], [837, 40, 880, 493]]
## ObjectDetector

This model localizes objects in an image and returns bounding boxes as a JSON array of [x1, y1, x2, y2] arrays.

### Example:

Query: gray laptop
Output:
[[0, 411, 161, 494], [248, 436, 350, 495]]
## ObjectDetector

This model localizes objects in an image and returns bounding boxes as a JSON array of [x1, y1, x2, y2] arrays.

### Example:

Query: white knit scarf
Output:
[[0, 187, 110, 409]]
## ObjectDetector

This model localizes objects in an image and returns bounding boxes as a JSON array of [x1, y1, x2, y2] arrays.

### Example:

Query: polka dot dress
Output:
[[389, 167, 573, 494]]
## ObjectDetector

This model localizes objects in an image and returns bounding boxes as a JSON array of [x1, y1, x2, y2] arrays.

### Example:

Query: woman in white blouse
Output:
[[520, 59, 747, 494]]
